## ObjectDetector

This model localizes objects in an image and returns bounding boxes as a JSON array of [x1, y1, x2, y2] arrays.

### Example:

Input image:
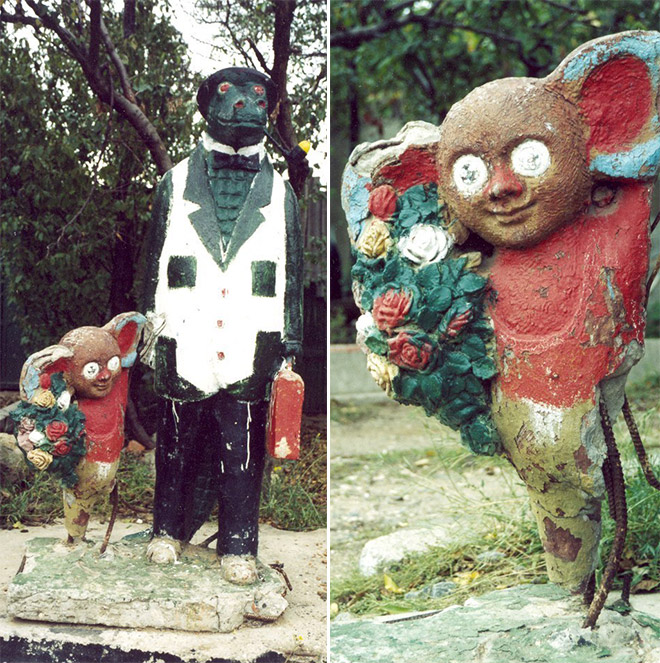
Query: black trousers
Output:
[[152, 391, 267, 556]]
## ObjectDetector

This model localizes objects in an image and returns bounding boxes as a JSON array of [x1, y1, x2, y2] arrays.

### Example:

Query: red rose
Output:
[[444, 309, 472, 338], [388, 332, 434, 371], [39, 374, 51, 389], [373, 289, 413, 334], [52, 439, 71, 456], [368, 185, 397, 220], [45, 420, 69, 441]]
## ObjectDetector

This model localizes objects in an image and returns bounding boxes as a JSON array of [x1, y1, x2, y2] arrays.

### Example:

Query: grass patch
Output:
[[2, 415, 327, 533], [332, 509, 545, 616], [332, 381, 660, 617], [0, 450, 155, 529], [260, 415, 327, 531]]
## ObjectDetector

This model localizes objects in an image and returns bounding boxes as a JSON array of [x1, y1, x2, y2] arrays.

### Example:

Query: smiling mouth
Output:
[[489, 202, 534, 223]]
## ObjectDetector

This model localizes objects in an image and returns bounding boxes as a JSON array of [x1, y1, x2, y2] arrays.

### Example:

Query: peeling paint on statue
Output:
[[13, 313, 146, 543], [141, 67, 303, 587], [343, 31, 660, 615]]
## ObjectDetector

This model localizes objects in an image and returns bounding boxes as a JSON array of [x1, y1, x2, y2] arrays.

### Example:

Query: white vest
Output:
[[153, 156, 287, 395]]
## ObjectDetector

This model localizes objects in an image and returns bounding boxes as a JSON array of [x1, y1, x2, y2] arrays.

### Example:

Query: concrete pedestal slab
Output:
[[8, 537, 288, 633], [330, 584, 660, 663], [0, 521, 327, 663]]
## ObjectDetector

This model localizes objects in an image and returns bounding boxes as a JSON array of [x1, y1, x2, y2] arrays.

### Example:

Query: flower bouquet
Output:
[[11, 372, 87, 487], [348, 179, 500, 455]]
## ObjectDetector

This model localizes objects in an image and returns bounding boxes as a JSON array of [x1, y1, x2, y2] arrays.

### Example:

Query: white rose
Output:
[[57, 391, 71, 411], [356, 312, 375, 334], [398, 224, 453, 266], [355, 313, 377, 355], [28, 430, 45, 444]]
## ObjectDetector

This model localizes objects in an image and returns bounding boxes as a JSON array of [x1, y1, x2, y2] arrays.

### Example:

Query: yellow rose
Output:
[[366, 353, 399, 396], [356, 219, 391, 259], [33, 389, 56, 408], [463, 251, 483, 271], [27, 448, 54, 471]]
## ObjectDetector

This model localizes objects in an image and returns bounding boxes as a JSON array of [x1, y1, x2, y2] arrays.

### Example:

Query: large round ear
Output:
[[20, 345, 74, 401], [103, 312, 147, 368], [546, 30, 660, 181], [342, 121, 443, 243]]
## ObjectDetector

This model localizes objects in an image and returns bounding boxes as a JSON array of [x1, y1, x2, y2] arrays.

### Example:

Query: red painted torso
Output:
[[489, 182, 650, 407], [77, 371, 129, 463]]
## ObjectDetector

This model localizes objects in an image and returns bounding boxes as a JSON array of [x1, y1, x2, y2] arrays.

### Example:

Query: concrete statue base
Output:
[[8, 535, 288, 633]]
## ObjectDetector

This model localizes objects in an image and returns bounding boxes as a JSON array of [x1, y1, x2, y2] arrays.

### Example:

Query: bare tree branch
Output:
[[330, 7, 525, 51], [0, 8, 41, 30], [24, 0, 89, 63], [97, 11, 137, 103], [246, 36, 272, 74], [88, 0, 101, 72], [15, 0, 172, 174], [123, 0, 136, 38], [224, 17, 256, 66], [540, 0, 589, 14]]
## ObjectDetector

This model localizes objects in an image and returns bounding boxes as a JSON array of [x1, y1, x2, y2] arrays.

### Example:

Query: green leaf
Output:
[[445, 351, 471, 375], [447, 375, 466, 396], [382, 257, 401, 283], [416, 306, 441, 332], [416, 264, 441, 290], [464, 374, 484, 395], [458, 271, 487, 295], [472, 356, 497, 380], [421, 374, 443, 402], [462, 334, 486, 360], [361, 289, 374, 311], [425, 286, 453, 313], [397, 208, 421, 228], [364, 330, 388, 355]]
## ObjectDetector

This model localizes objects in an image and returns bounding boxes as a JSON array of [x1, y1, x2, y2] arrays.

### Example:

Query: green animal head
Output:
[[197, 67, 276, 149]]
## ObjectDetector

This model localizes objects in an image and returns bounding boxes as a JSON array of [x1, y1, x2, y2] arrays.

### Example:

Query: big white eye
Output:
[[107, 356, 120, 372], [82, 362, 100, 380], [452, 154, 489, 196], [511, 140, 550, 177]]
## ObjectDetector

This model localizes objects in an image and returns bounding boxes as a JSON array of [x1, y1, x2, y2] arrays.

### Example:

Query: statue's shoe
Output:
[[146, 536, 181, 564], [220, 554, 258, 585]]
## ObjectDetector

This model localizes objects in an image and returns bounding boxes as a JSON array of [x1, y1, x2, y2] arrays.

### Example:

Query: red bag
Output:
[[266, 368, 304, 460]]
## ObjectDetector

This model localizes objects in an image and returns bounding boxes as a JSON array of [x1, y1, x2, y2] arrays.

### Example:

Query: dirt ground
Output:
[[329, 398, 527, 581]]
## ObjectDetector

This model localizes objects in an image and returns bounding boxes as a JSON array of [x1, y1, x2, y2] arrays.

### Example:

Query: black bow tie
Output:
[[211, 150, 261, 172]]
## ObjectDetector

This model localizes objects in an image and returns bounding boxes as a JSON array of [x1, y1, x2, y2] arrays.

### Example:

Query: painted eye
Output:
[[107, 356, 120, 372], [511, 140, 550, 177], [218, 82, 231, 93], [452, 154, 489, 196], [254, 85, 265, 95], [82, 362, 100, 379], [257, 100, 266, 108]]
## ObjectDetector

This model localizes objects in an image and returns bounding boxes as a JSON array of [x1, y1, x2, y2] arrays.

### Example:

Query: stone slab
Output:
[[0, 521, 327, 663], [8, 537, 287, 633], [330, 584, 660, 663]]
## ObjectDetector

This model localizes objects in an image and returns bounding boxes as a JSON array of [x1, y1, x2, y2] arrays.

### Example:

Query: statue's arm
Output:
[[139, 171, 173, 367], [141, 171, 173, 314], [283, 181, 303, 361]]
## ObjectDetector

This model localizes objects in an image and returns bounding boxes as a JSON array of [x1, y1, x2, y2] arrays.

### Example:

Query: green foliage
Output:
[[0, 1, 199, 352], [260, 422, 327, 531], [331, 0, 660, 139]]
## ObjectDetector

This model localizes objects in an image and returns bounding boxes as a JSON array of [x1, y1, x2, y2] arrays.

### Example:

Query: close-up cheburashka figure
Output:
[[142, 66, 303, 585], [343, 31, 660, 628]]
